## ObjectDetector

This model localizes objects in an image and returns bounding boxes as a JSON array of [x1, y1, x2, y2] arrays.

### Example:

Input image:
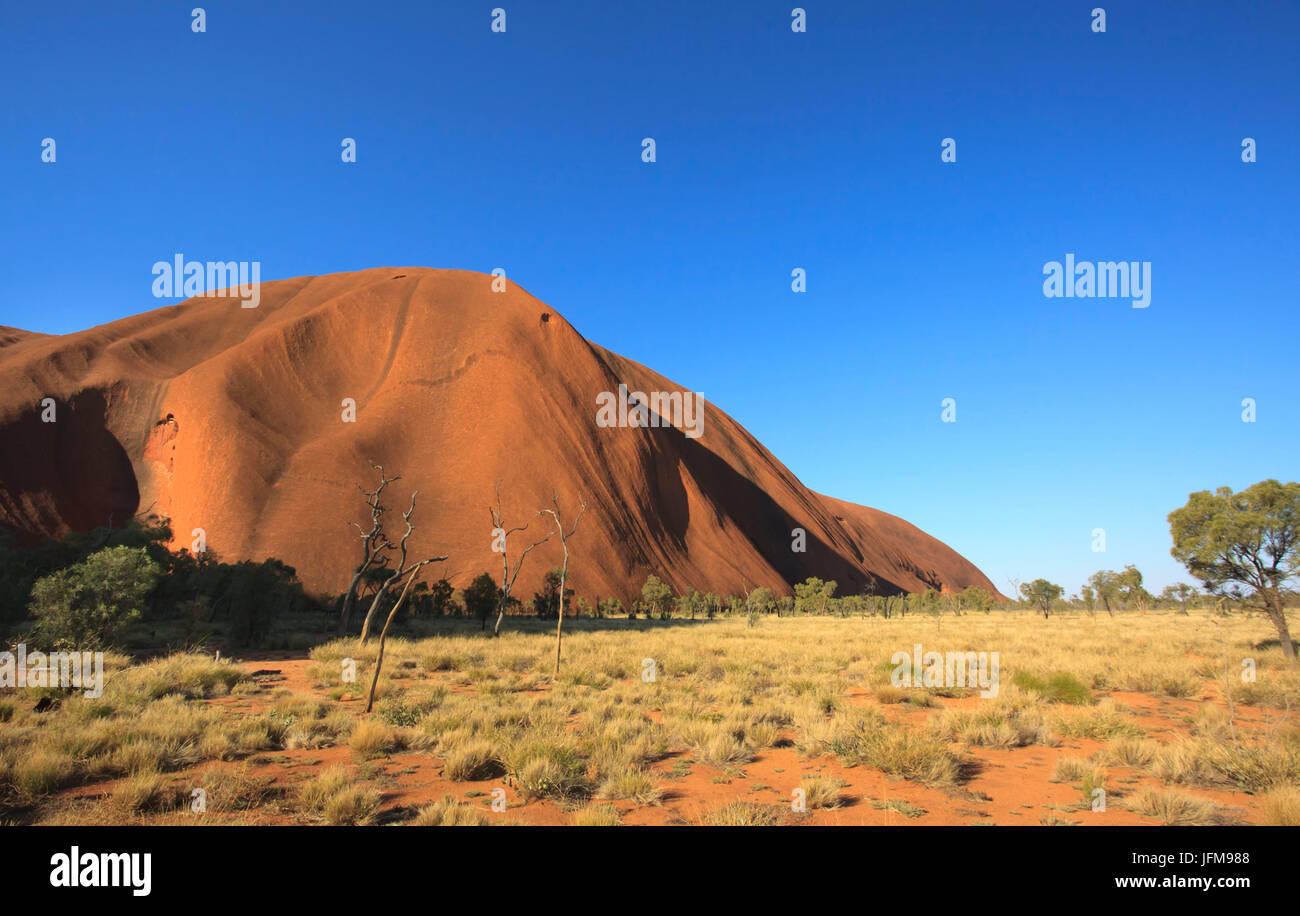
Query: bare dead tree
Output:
[[489, 481, 550, 636], [365, 555, 446, 713], [338, 462, 397, 637], [359, 489, 442, 643], [540, 492, 586, 680]]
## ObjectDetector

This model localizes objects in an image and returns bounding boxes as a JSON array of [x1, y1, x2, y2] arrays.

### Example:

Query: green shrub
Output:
[[29, 546, 161, 648], [1011, 670, 1093, 705]]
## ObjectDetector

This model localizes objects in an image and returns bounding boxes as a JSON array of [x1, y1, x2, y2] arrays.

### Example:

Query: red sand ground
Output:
[[0, 268, 997, 602]]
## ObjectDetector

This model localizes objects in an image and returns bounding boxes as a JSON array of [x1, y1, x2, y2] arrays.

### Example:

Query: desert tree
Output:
[[642, 574, 674, 618], [1116, 564, 1152, 612], [464, 573, 502, 629], [359, 490, 443, 643], [338, 462, 397, 636], [1087, 570, 1120, 616], [488, 482, 551, 636], [1159, 582, 1198, 611], [29, 546, 161, 649], [794, 577, 837, 615], [1019, 578, 1063, 618], [1005, 577, 1022, 611], [743, 585, 773, 617], [531, 570, 569, 619], [1169, 479, 1300, 664], [365, 552, 445, 713], [424, 577, 455, 617], [539, 492, 585, 679], [1080, 584, 1097, 616], [960, 585, 996, 615]]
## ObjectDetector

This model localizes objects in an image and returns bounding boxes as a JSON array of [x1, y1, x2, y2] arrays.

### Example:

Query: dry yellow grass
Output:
[[2, 610, 1295, 826], [411, 794, 490, 826]]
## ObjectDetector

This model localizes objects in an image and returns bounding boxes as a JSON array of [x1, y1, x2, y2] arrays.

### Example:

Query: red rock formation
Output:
[[0, 268, 998, 601]]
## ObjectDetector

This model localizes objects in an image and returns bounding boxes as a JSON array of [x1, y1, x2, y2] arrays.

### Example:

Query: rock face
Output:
[[0, 268, 998, 602]]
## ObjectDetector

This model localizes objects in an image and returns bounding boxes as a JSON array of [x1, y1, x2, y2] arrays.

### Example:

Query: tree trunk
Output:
[[1267, 587, 1297, 663], [365, 569, 420, 713], [553, 547, 568, 681], [359, 577, 395, 643], [337, 570, 364, 636]]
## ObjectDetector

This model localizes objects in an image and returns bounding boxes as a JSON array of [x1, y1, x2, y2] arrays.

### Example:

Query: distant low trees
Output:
[[1169, 479, 1299, 664], [794, 577, 837, 614], [1116, 564, 1153, 613], [532, 570, 570, 619], [1, 515, 320, 651], [1160, 582, 1199, 611], [641, 575, 673, 618], [959, 585, 996, 614], [418, 578, 456, 617], [464, 573, 502, 630], [1019, 578, 1064, 618], [745, 585, 773, 616], [1087, 570, 1120, 615]]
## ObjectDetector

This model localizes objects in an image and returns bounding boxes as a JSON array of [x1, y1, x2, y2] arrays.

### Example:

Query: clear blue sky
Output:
[[3, 1, 1297, 596]]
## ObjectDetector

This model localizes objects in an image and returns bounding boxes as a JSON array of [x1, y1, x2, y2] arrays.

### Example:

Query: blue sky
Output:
[[2, 1, 1297, 595]]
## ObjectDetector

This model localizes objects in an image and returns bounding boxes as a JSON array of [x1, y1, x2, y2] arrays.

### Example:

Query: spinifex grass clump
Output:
[[1128, 787, 1228, 826], [701, 801, 784, 826], [411, 794, 490, 826], [797, 707, 963, 784], [297, 767, 382, 825], [930, 690, 1055, 748], [798, 776, 846, 809], [572, 803, 621, 826], [1011, 670, 1093, 705]]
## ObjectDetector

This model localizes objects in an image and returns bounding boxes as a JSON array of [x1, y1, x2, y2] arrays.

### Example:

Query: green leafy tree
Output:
[[464, 573, 503, 631], [745, 586, 774, 615], [223, 558, 307, 647], [1169, 480, 1300, 663], [793, 577, 837, 614], [1019, 578, 1064, 618], [1087, 570, 1120, 616], [676, 589, 706, 619], [641, 575, 673, 618], [1160, 582, 1198, 611], [426, 578, 455, 616], [532, 568, 573, 620], [1116, 564, 1152, 612], [914, 587, 941, 617], [29, 546, 161, 648], [959, 585, 996, 614]]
